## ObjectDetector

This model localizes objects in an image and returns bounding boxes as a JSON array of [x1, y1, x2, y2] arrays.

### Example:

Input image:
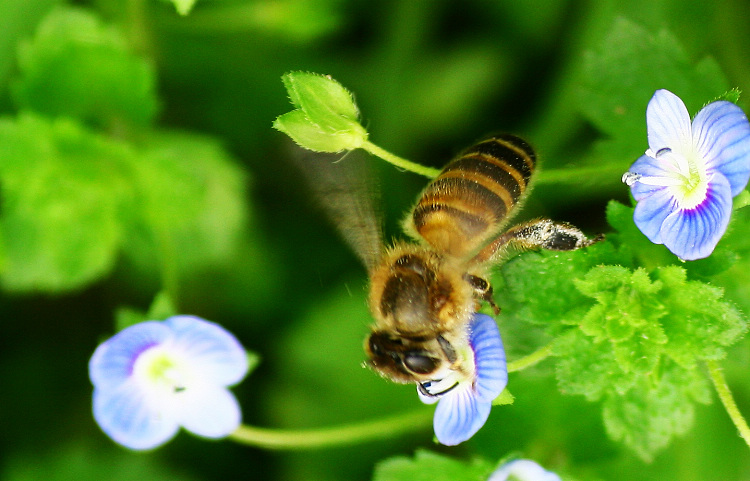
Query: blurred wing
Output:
[[290, 146, 384, 271]]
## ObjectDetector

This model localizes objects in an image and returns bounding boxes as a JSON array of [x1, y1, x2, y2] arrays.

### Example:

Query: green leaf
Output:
[[0, 0, 59, 96], [0, 113, 130, 292], [166, 0, 198, 16], [274, 110, 366, 152], [602, 361, 710, 462], [732, 189, 750, 210], [282, 71, 360, 125], [12, 7, 158, 127], [553, 260, 746, 459], [575, 266, 668, 375], [492, 388, 515, 406], [245, 351, 261, 377], [4, 441, 201, 481], [114, 307, 146, 333], [114, 291, 177, 331], [579, 18, 729, 141], [656, 266, 748, 367], [554, 329, 635, 401], [373, 450, 494, 481], [496, 250, 591, 330], [604, 200, 675, 268], [145, 291, 178, 320], [274, 72, 368, 152], [715, 87, 741, 105], [120, 130, 250, 279]]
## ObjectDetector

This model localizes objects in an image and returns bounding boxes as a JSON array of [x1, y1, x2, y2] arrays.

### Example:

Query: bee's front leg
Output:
[[464, 274, 500, 315]]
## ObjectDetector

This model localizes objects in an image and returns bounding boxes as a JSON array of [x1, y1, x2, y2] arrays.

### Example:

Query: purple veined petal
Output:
[[164, 316, 249, 386], [468, 314, 507, 403], [488, 459, 562, 481], [646, 90, 693, 154], [93, 379, 179, 450], [174, 383, 242, 438], [632, 185, 679, 244], [693, 100, 750, 196], [432, 385, 491, 446], [660, 173, 733, 260], [89, 322, 171, 391]]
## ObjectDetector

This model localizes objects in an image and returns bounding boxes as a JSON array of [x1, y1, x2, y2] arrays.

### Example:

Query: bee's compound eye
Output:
[[368, 335, 383, 356], [403, 353, 439, 375]]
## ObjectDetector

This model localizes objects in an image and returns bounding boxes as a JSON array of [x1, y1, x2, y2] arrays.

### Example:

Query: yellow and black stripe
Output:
[[411, 134, 536, 258]]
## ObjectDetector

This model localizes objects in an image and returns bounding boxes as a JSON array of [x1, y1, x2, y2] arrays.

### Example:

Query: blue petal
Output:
[[468, 313, 507, 403], [93, 380, 179, 450], [646, 90, 692, 153], [660, 173, 733, 260], [89, 322, 170, 391], [627, 154, 676, 202], [164, 316, 249, 386], [693, 100, 750, 196], [488, 459, 562, 481], [432, 385, 491, 446], [632, 185, 679, 244], [174, 384, 242, 438]]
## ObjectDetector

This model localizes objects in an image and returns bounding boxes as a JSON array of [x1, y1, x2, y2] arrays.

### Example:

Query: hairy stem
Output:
[[535, 164, 626, 188], [361, 141, 440, 178], [507, 342, 555, 373], [707, 360, 750, 450], [229, 408, 433, 450]]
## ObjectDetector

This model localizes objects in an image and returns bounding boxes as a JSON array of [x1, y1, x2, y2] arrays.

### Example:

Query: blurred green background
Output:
[[1, 0, 750, 480]]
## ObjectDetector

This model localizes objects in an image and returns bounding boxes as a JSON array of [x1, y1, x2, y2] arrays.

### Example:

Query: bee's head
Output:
[[364, 331, 456, 383]]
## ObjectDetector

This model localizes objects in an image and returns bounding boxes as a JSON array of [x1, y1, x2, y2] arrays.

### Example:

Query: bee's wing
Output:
[[290, 146, 384, 271]]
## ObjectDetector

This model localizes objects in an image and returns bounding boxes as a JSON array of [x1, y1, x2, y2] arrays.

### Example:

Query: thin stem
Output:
[[361, 140, 440, 178], [126, 0, 154, 57], [360, 140, 624, 187], [706, 359, 750, 450], [228, 408, 433, 450], [535, 164, 626, 187], [507, 342, 555, 373]]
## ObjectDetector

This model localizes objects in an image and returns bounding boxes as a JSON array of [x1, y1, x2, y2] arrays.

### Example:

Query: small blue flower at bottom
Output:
[[487, 459, 561, 481], [417, 313, 507, 445], [89, 315, 249, 450], [623, 89, 750, 260]]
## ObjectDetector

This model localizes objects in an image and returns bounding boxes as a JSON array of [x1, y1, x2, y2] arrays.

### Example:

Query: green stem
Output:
[[155, 226, 180, 304], [535, 164, 626, 187], [126, 0, 154, 57], [360, 140, 625, 188], [507, 342, 555, 373], [228, 408, 433, 450], [707, 360, 750, 450], [361, 140, 440, 178]]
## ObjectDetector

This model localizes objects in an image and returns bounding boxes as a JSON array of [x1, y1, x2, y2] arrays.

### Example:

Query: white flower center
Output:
[[132, 345, 192, 396], [626, 146, 708, 210]]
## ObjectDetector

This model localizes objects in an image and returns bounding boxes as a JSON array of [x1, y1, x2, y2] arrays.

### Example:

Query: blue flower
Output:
[[487, 459, 561, 481], [89, 315, 249, 450], [417, 313, 507, 445], [622, 89, 750, 260]]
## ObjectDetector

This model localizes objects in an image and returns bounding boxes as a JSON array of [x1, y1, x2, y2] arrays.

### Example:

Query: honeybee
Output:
[[295, 134, 597, 397]]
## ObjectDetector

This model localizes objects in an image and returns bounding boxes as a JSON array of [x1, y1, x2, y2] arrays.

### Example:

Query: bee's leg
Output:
[[475, 218, 602, 263], [464, 274, 500, 315]]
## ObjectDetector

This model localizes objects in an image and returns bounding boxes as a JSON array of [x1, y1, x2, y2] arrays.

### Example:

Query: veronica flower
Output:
[[89, 315, 249, 450], [622, 89, 750, 260], [487, 459, 562, 481], [417, 313, 507, 445]]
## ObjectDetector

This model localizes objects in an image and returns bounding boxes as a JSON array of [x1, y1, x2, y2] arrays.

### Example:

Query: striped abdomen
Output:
[[411, 134, 536, 259]]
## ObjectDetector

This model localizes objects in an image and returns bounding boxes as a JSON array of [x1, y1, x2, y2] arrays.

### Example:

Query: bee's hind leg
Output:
[[474, 218, 601, 264]]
